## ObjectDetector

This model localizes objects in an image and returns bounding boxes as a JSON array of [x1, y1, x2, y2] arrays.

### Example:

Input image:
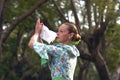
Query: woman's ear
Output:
[[69, 33, 74, 40]]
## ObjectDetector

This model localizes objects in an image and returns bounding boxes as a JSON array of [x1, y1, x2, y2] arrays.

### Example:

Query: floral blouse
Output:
[[33, 42, 80, 80]]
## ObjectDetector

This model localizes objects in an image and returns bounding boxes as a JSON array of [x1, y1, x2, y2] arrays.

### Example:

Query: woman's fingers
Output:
[[35, 18, 43, 34], [28, 18, 43, 49], [38, 18, 40, 23], [36, 18, 40, 28]]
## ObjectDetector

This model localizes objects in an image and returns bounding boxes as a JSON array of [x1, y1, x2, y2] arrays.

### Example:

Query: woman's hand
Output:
[[35, 18, 43, 35], [28, 18, 43, 49]]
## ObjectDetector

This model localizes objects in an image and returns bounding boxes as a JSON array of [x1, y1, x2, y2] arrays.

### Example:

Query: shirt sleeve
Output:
[[33, 41, 62, 60]]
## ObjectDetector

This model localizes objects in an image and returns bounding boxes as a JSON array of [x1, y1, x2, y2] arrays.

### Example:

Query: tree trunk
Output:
[[90, 49, 110, 80], [86, 30, 110, 80], [0, 41, 3, 60]]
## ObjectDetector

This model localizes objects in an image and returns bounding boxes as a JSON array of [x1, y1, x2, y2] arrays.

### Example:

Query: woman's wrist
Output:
[[33, 34, 39, 41], [34, 33, 39, 35]]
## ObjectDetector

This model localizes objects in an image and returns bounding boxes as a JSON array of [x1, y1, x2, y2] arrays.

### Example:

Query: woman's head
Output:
[[56, 22, 81, 44]]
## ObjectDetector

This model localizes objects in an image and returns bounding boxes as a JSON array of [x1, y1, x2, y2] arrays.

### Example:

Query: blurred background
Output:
[[0, 0, 120, 80]]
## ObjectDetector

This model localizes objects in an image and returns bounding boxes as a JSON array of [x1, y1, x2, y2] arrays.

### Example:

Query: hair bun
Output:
[[73, 34, 81, 41], [72, 34, 81, 45]]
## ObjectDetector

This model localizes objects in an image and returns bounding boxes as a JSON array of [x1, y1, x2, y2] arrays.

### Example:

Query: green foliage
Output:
[[106, 48, 120, 72], [105, 24, 120, 72], [1, 0, 52, 80], [1, 0, 120, 80]]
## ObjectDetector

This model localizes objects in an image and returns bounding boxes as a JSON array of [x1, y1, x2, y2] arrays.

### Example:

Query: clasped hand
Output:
[[28, 18, 43, 49], [35, 18, 43, 35]]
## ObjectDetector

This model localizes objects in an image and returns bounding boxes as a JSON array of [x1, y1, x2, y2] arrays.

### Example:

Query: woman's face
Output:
[[56, 24, 72, 44]]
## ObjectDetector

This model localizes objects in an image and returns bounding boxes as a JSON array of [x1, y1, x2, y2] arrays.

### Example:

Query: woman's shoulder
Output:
[[63, 44, 80, 57]]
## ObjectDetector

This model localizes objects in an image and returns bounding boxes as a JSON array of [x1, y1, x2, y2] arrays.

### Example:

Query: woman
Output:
[[28, 18, 81, 80]]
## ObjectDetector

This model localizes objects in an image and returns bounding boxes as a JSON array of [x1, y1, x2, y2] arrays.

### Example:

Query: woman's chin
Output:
[[56, 39, 61, 43], [56, 39, 59, 42]]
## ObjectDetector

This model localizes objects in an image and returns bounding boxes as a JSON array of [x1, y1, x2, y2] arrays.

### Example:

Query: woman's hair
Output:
[[63, 22, 81, 42]]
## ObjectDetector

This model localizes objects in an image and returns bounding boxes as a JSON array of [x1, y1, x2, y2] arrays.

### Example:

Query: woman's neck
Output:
[[62, 40, 72, 45]]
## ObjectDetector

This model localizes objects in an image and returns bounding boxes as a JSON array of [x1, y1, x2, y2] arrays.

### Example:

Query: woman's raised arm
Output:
[[28, 18, 43, 49]]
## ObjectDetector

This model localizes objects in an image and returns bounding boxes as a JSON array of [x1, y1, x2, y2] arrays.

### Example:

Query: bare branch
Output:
[[77, 44, 94, 62], [51, 0, 68, 22], [79, 52, 93, 62], [40, 11, 56, 31], [0, 0, 7, 20], [85, 0, 92, 32], [93, 4, 99, 28], [70, 0, 81, 34], [0, 0, 8, 31]]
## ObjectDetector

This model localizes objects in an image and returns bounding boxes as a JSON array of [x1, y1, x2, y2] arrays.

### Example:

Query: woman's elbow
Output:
[[28, 42, 33, 49], [28, 37, 34, 49]]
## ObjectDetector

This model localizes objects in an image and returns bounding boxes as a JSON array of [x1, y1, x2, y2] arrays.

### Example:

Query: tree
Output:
[[0, 0, 47, 59], [0, 0, 120, 80]]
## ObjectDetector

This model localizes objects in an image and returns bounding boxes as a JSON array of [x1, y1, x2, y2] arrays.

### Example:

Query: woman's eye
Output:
[[58, 30, 63, 33], [60, 30, 63, 32]]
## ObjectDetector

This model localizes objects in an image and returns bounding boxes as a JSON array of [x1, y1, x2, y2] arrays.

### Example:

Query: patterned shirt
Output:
[[33, 42, 80, 80]]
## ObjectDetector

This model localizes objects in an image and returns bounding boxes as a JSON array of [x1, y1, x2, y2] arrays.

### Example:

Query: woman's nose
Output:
[[57, 32, 59, 35]]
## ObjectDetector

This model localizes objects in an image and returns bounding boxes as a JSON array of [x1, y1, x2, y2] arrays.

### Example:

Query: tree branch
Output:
[[1, 0, 48, 43], [93, 4, 99, 28], [51, 0, 68, 22], [40, 11, 56, 31], [0, 0, 8, 32], [0, 0, 7, 20], [77, 44, 94, 62], [70, 0, 81, 34], [85, 0, 92, 32], [80, 53, 94, 62]]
